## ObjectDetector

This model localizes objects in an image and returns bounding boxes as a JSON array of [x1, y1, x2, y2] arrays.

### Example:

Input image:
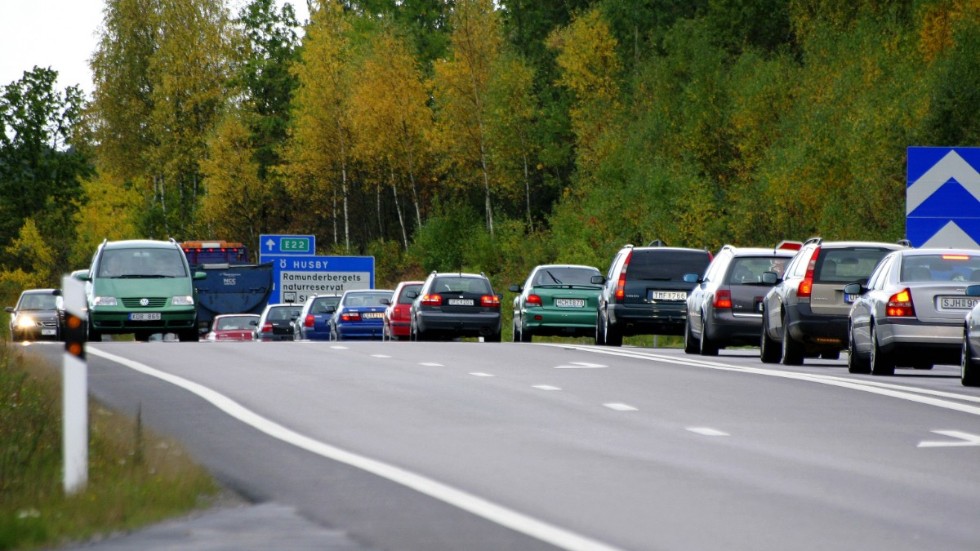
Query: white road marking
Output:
[[330, 345, 348, 350], [686, 427, 729, 437], [917, 430, 980, 448], [554, 362, 607, 369], [603, 403, 638, 412], [470, 372, 494, 377], [371, 354, 391, 359], [532, 385, 562, 391], [549, 345, 980, 418], [420, 362, 443, 367], [87, 347, 625, 551]]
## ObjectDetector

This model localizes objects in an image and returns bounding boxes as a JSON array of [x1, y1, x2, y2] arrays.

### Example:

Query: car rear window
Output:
[[312, 297, 340, 312], [901, 254, 980, 282], [725, 256, 784, 285], [344, 292, 392, 307], [269, 306, 301, 321], [629, 250, 710, 281], [532, 267, 599, 286], [432, 277, 492, 295], [397, 284, 422, 304], [816, 248, 893, 283]]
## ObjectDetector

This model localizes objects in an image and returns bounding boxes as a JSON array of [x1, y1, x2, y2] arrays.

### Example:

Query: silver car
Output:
[[961, 284, 980, 387], [846, 248, 980, 376]]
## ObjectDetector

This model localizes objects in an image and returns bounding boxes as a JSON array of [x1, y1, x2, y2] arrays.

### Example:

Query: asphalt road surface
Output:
[[26, 340, 980, 551]]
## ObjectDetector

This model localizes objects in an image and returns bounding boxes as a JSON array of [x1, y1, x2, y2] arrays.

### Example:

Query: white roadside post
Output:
[[62, 275, 88, 494]]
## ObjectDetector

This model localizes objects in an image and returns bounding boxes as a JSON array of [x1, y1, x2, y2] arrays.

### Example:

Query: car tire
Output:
[[869, 323, 895, 376], [594, 312, 606, 346], [847, 323, 871, 374], [603, 311, 623, 347], [781, 321, 804, 366], [698, 316, 718, 356], [87, 324, 102, 343], [760, 313, 781, 364], [961, 336, 980, 387], [683, 318, 699, 354]]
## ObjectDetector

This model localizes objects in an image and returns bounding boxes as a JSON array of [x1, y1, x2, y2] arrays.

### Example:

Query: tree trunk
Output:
[[390, 166, 408, 251]]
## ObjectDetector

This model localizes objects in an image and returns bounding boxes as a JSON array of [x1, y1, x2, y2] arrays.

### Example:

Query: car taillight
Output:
[[526, 294, 542, 307], [713, 289, 733, 309], [393, 305, 408, 320], [260, 322, 273, 333], [797, 247, 819, 299], [481, 295, 500, 308], [304, 315, 314, 327], [616, 251, 633, 303], [886, 288, 915, 317], [341, 312, 361, 321], [421, 294, 443, 306]]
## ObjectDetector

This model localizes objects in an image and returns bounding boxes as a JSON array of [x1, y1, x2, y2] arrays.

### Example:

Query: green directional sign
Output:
[[281, 237, 311, 253], [259, 234, 315, 258]]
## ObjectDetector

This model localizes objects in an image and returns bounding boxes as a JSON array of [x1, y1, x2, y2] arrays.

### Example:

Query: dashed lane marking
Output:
[[603, 403, 638, 412], [686, 427, 729, 437]]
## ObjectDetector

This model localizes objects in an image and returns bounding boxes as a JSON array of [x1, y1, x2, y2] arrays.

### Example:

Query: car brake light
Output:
[[713, 289, 732, 309], [392, 305, 407, 320], [886, 288, 915, 317], [260, 322, 273, 333], [481, 295, 500, 308], [616, 251, 633, 302], [526, 294, 542, 307], [341, 312, 361, 321], [798, 247, 819, 299], [304, 315, 314, 327], [421, 294, 443, 306]]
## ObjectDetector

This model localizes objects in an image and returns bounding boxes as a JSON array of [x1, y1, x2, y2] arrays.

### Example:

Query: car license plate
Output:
[[649, 291, 686, 301], [555, 298, 586, 308], [844, 293, 859, 303], [448, 299, 474, 306], [130, 312, 161, 321], [362, 312, 383, 319], [939, 296, 980, 310], [42, 328, 56, 336]]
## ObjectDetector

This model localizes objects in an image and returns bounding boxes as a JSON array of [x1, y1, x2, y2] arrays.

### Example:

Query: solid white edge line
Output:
[[603, 403, 638, 412], [87, 347, 624, 551], [686, 427, 729, 437], [545, 345, 980, 417]]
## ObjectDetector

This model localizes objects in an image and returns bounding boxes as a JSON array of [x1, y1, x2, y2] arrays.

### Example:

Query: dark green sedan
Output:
[[509, 264, 603, 342]]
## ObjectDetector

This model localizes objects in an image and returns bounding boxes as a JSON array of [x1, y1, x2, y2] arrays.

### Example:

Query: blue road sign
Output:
[[268, 255, 375, 304], [907, 147, 980, 248], [259, 234, 316, 258]]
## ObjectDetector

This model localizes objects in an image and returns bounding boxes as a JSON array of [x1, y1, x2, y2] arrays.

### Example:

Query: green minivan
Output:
[[78, 239, 205, 342]]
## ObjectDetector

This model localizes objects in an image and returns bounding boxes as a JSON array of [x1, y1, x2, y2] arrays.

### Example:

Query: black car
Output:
[[684, 244, 798, 355], [593, 242, 712, 346], [6, 288, 64, 341], [409, 272, 502, 342], [255, 303, 302, 342]]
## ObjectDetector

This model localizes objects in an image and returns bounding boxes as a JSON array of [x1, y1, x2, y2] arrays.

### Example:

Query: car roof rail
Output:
[[896, 238, 912, 247], [647, 239, 668, 247]]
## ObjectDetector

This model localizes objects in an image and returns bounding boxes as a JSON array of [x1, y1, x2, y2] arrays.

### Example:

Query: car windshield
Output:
[[343, 292, 392, 307], [98, 248, 187, 278], [532, 267, 599, 287], [900, 254, 980, 282], [432, 277, 492, 295], [19, 293, 59, 310], [397, 285, 422, 304], [215, 316, 256, 330], [816, 248, 893, 283], [725, 257, 785, 285]]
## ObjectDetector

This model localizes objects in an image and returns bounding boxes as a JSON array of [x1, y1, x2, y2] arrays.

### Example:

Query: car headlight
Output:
[[92, 296, 117, 306], [15, 315, 37, 329], [172, 296, 194, 306]]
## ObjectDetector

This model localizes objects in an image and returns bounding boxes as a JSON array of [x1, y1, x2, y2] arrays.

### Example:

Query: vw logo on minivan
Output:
[[140, 298, 149, 306]]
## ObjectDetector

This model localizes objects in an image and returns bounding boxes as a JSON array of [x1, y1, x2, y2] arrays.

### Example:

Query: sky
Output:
[[0, 0, 309, 98]]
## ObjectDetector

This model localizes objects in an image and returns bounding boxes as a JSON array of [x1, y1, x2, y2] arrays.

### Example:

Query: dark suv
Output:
[[592, 243, 712, 346], [684, 244, 799, 355], [760, 237, 907, 365]]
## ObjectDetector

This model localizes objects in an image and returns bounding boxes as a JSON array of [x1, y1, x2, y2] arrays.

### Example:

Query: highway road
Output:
[[29, 341, 980, 551]]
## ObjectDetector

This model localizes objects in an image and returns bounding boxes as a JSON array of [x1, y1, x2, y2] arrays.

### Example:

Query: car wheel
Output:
[[847, 323, 870, 374], [698, 316, 718, 356], [961, 335, 980, 387], [760, 313, 781, 364], [683, 318, 699, 354], [604, 311, 622, 347], [869, 323, 895, 376], [87, 323, 102, 343], [512, 321, 520, 342], [594, 311, 606, 346], [781, 321, 804, 366]]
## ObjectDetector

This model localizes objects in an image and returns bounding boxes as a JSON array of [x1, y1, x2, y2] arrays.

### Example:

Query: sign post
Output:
[[62, 275, 88, 494]]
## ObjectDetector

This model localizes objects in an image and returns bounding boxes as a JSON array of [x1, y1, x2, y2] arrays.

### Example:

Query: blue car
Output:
[[293, 294, 341, 341], [329, 290, 394, 340]]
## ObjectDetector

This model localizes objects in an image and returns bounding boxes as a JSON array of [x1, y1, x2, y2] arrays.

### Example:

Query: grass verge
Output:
[[0, 342, 220, 550]]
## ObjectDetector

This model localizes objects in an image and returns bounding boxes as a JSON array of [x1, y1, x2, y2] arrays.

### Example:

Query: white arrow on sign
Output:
[[921, 221, 980, 248], [265, 238, 276, 251], [917, 430, 980, 448], [907, 150, 980, 215]]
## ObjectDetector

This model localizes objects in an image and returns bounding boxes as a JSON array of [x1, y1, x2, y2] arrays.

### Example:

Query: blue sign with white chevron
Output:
[[906, 147, 980, 248]]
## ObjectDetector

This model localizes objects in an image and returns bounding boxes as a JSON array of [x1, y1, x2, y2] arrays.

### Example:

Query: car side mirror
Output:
[[406, 290, 419, 299], [761, 271, 779, 285], [249, 320, 258, 327], [76, 270, 91, 282], [380, 298, 391, 306], [4, 306, 13, 313], [508, 284, 522, 293], [194, 271, 207, 280], [966, 285, 980, 297], [590, 275, 605, 285], [682, 273, 699, 284], [843, 282, 863, 295]]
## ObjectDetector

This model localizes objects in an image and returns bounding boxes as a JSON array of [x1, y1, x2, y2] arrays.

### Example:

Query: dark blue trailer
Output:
[[181, 241, 274, 335]]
